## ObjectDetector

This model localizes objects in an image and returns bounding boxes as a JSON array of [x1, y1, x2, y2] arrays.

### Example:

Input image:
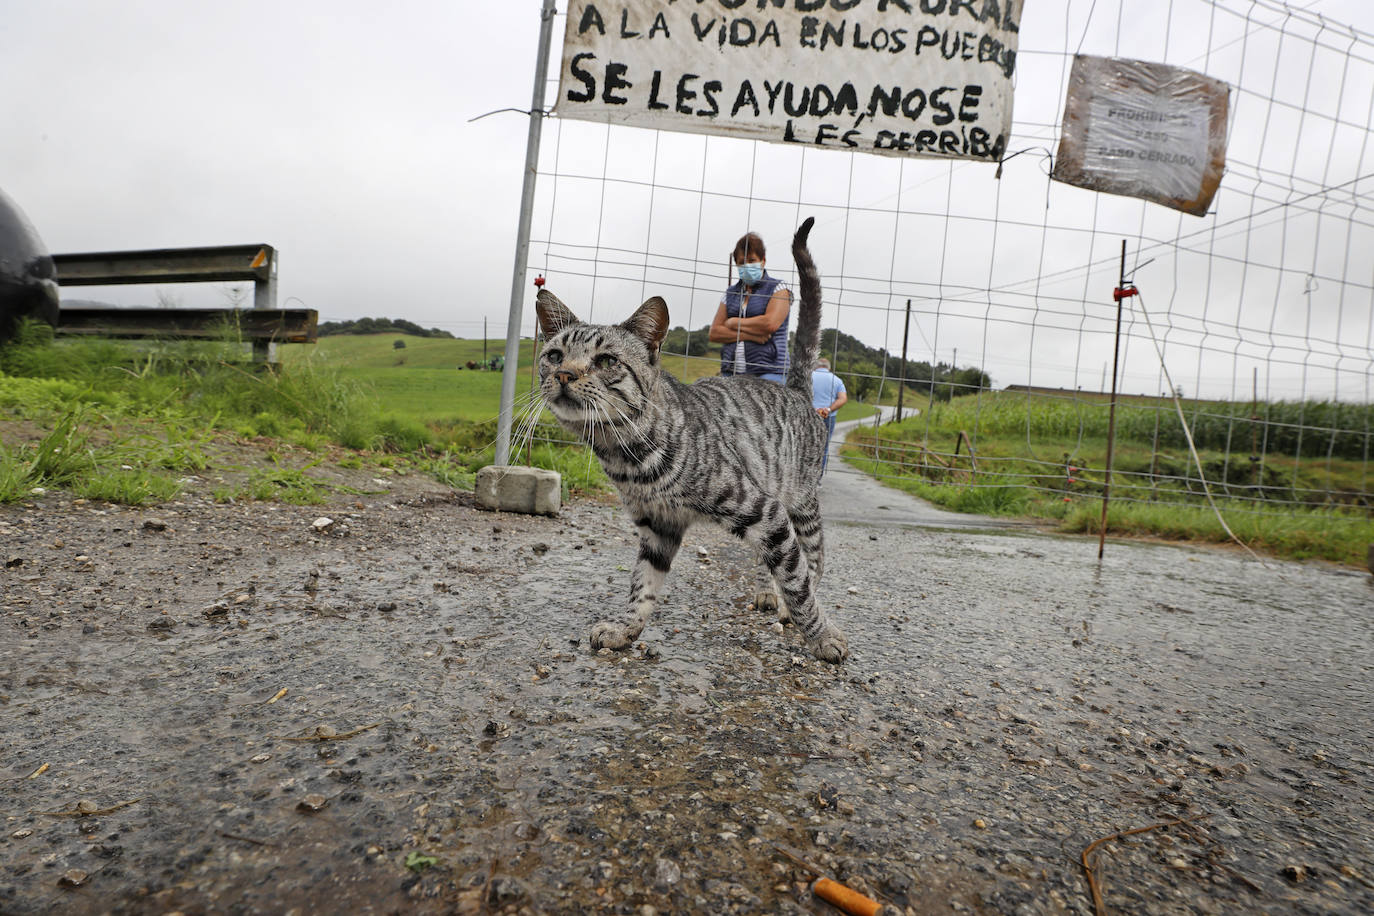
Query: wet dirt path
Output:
[[2, 487, 1371, 914]]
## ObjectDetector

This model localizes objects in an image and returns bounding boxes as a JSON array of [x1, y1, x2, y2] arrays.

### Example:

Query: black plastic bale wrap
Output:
[[0, 187, 59, 341]]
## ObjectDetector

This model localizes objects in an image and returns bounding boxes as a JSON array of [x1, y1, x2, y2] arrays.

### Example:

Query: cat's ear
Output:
[[535, 289, 580, 336], [621, 296, 669, 359]]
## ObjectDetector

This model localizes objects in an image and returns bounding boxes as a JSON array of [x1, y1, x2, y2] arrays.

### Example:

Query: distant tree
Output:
[[839, 360, 882, 401], [949, 366, 991, 396], [661, 324, 712, 358], [317, 317, 455, 338], [393, 339, 406, 349], [883, 360, 993, 403]]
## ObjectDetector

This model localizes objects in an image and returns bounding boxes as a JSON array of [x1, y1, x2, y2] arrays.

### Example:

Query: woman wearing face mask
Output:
[[708, 231, 792, 382]]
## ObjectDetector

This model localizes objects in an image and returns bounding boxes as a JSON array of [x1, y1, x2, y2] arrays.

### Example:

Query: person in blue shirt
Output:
[[811, 357, 848, 473], [708, 231, 791, 382]]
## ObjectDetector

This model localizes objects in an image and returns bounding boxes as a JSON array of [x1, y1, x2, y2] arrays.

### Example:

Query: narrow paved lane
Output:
[[821, 405, 1035, 530]]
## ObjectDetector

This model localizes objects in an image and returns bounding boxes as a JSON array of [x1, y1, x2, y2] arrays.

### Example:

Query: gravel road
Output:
[[2, 449, 1371, 915]]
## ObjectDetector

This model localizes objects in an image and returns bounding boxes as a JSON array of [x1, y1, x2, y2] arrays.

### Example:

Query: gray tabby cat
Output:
[[533, 217, 847, 663]]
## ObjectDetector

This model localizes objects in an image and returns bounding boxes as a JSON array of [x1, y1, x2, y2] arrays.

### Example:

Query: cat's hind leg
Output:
[[778, 493, 824, 626], [751, 547, 782, 620], [590, 515, 685, 651], [751, 501, 847, 664]]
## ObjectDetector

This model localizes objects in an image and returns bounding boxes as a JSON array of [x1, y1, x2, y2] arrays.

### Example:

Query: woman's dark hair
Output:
[[732, 232, 766, 264]]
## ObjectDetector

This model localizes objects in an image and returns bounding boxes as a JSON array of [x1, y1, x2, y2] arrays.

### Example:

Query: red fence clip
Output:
[[533, 275, 546, 288], [1113, 285, 1138, 302]]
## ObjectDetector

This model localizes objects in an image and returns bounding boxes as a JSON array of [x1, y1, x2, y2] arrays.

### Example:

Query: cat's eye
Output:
[[544, 349, 563, 364], [595, 354, 619, 370]]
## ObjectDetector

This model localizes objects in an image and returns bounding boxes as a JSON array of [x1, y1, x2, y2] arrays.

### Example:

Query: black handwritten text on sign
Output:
[[555, 0, 1023, 162]]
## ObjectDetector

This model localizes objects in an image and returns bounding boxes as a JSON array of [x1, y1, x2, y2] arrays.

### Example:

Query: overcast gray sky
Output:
[[3, 1, 1373, 398]]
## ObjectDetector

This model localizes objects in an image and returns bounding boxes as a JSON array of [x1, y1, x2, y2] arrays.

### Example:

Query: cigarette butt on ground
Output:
[[812, 877, 883, 916], [265, 688, 288, 705]]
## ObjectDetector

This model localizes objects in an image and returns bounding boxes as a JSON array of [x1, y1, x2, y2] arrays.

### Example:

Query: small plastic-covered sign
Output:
[[1052, 56, 1229, 216]]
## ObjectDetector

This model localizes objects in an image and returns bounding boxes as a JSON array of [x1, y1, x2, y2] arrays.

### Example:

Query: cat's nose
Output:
[[555, 369, 579, 385]]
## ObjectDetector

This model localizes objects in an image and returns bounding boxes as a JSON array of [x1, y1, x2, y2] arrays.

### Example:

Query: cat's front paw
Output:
[[590, 620, 639, 651], [807, 628, 848, 664]]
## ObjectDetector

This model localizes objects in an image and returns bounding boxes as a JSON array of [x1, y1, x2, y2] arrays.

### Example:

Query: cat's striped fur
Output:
[[534, 217, 847, 663]]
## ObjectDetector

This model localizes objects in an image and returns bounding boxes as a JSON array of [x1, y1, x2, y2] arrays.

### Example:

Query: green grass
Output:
[[0, 405, 191, 506], [844, 390, 1374, 567], [296, 334, 877, 496], [6, 327, 1371, 566], [237, 461, 336, 505], [336, 367, 510, 426], [849, 451, 1372, 566], [1057, 499, 1371, 564], [835, 400, 879, 422], [0, 328, 610, 504], [0, 446, 31, 502], [73, 468, 183, 505], [413, 453, 478, 492], [26, 409, 98, 486], [289, 335, 518, 371]]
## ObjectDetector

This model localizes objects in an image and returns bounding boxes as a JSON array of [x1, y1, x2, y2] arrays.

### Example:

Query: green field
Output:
[[844, 390, 1374, 566], [4, 327, 1366, 566], [288, 334, 880, 426], [291, 335, 1371, 566]]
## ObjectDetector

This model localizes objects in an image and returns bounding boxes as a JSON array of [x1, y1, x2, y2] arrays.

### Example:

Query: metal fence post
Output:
[[495, 0, 558, 467], [1099, 241, 1129, 560], [253, 248, 278, 366]]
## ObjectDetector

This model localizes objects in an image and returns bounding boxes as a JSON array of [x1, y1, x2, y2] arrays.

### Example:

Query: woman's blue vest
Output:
[[719, 273, 789, 377]]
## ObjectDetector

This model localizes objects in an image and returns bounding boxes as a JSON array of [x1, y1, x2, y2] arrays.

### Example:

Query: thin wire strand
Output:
[[523, 0, 1374, 547]]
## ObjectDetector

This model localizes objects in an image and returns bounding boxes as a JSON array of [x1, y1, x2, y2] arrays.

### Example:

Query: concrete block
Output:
[[476, 465, 561, 517]]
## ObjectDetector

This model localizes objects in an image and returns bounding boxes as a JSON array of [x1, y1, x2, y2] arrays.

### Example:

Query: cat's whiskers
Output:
[[585, 389, 654, 462], [476, 386, 551, 461], [583, 384, 653, 448], [602, 408, 653, 460], [509, 390, 551, 463], [615, 402, 660, 454], [482, 386, 543, 427], [584, 393, 620, 450]]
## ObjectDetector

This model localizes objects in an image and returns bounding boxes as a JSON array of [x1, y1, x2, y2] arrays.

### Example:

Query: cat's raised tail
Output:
[[787, 216, 821, 394]]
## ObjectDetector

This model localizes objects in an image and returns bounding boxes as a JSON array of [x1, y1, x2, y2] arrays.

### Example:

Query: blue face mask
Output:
[[737, 262, 763, 285]]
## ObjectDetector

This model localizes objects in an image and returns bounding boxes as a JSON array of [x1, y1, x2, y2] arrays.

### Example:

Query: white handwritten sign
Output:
[[1053, 56, 1229, 216], [555, 0, 1023, 163]]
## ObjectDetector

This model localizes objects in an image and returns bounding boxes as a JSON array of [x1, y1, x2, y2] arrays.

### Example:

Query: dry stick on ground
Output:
[[479, 856, 498, 916], [768, 841, 829, 879], [38, 798, 143, 818], [273, 723, 381, 742], [1081, 815, 1211, 916]]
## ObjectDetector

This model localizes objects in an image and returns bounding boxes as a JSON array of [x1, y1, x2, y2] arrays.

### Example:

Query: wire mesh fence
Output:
[[516, 0, 1374, 544]]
